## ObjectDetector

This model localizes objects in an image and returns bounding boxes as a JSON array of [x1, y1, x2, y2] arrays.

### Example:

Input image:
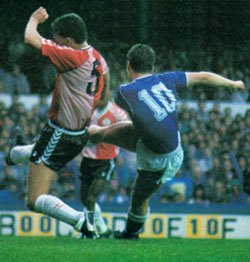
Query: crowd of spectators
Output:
[[105, 44, 250, 103], [0, 41, 250, 207]]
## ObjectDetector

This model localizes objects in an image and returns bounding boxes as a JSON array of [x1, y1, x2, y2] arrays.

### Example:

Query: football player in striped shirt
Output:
[[79, 91, 129, 238], [6, 94, 129, 239], [6, 7, 109, 239]]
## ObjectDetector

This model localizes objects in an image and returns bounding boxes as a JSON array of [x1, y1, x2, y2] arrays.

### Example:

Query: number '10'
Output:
[[138, 82, 176, 121], [190, 218, 218, 235]]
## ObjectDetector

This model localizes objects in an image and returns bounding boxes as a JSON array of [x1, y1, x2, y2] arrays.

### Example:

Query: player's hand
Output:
[[234, 80, 245, 90], [30, 7, 49, 24]]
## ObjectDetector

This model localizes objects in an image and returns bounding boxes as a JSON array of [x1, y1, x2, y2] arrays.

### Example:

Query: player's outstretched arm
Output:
[[186, 72, 245, 90], [24, 7, 49, 49]]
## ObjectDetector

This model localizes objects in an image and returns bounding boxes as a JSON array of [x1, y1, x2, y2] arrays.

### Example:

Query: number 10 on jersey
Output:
[[138, 82, 176, 121]]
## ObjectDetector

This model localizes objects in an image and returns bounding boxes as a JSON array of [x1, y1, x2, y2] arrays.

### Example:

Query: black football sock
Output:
[[124, 208, 150, 235], [125, 218, 144, 234]]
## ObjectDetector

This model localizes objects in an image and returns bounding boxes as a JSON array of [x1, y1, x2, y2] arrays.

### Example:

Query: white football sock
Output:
[[10, 144, 35, 164], [34, 194, 84, 230], [84, 208, 96, 232], [81, 204, 107, 233], [95, 203, 107, 234]]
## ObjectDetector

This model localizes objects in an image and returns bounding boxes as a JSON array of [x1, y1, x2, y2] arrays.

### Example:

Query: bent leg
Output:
[[88, 121, 139, 152], [81, 177, 109, 234], [123, 170, 164, 236], [26, 162, 83, 229], [130, 170, 163, 216], [26, 161, 55, 207], [81, 178, 107, 211], [79, 158, 114, 235]]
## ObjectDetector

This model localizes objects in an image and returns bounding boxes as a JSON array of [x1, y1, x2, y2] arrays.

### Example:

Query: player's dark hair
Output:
[[127, 44, 156, 73], [51, 13, 88, 44]]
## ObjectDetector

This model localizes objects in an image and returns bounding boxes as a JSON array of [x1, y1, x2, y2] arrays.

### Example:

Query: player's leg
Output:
[[80, 178, 108, 238], [26, 161, 84, 228], [79, 158, 114, 238], [79, 158, 96, 210], [88, 121, 139, 152], [79, 158, 97, 237], [85, 178, 109, 233], [115, 138, 184, 239], [82, 177, 107, 210], [130, 170, 164, 216], [26, 121, 89, 234], [115, 169, 164, 239]]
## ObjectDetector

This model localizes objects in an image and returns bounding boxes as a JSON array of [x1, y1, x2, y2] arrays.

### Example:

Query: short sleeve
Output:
[[114, 86, 131, 115], [41, 38, 89, 72], [161, 71, 187, 90]]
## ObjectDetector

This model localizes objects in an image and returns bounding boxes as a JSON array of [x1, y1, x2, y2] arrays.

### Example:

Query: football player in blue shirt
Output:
[[88, 44, 244, 239]]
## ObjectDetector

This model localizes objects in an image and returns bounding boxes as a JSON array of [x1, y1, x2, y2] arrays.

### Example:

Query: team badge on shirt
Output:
[[102, 118, 111, 126]]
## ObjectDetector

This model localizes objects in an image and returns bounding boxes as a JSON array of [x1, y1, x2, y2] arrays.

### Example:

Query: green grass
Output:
[[0, 237, 249, 262]]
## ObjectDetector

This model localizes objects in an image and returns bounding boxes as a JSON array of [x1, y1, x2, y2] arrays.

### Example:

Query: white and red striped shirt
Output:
[[82, 101, 129, 159], [41, 39, 108, 130]]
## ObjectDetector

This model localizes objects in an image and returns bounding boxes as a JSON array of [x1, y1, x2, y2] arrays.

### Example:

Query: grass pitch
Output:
[[0, 236, 249, 262]]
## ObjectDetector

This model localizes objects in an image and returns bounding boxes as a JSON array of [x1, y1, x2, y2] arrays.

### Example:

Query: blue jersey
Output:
[[115, 71, 187, 154]]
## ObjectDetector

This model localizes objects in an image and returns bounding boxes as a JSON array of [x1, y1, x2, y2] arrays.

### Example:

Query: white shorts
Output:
[[136, 135, 184, 184]]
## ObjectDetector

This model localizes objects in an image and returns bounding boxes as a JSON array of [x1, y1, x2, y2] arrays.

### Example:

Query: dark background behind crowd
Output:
[[0, 0, 250, 208]]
